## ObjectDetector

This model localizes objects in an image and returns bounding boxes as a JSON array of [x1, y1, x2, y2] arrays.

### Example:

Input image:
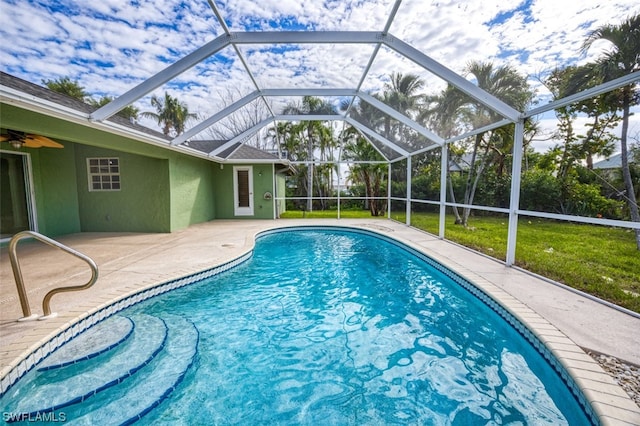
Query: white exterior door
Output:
[[233, 166, 254, 216]]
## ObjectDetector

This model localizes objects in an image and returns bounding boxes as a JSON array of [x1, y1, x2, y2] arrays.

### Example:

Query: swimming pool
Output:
[[0, 227, 595, 425]]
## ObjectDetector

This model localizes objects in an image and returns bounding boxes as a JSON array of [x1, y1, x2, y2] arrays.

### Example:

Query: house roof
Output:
[[593, 151, 635, 170], [593, 154, 621, 170], [1, 72, 287, 163], [183, 139, 281, 161], [593, 152, 637, 170], [448, 153, 474, 172], [1, 72, 166, 140]]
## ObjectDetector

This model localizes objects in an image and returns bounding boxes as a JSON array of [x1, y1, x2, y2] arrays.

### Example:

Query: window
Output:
[[87, 158, 120, 191], [233, 166, 253, 216], [236, 169, 250, 208]]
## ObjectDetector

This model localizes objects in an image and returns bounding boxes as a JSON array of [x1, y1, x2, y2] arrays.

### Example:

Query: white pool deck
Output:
[[1, 219, 639, 424]]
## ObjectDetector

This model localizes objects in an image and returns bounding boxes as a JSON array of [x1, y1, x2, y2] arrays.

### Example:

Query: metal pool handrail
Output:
[[8, 230, 99, 321]]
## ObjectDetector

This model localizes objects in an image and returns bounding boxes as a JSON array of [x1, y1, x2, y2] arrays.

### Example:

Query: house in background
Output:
[[0, 72, 288, 242], [592, 151, 637, 176]]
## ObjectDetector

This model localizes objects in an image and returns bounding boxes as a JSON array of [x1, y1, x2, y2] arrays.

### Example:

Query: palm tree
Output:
[[268, 121, 311, 209], [44, 77, 141, 122], [581, 14, 640, 249], [420, 85, 470, 223], [282, 96, 337, 211], [384, 72, 425, 115], [421, 85, 467, 139], [426, 61, 532, 226], [141, 92, 197, 137], [42, 77, 88, 101], [91, 96, 140, 122], [378, 72, 425, 142], [342, 126, 387, 216]]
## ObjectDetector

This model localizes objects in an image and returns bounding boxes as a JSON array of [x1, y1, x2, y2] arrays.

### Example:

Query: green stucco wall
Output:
[[1, 138, 81, 237], [2, 104, 218, 234], [74, 146, 217, 233], [74, 145, 172, 232], [33, 142, 82, 236], [2, 103, 285, 236], [169, 155, 216, 230], [253, 164, 276, 219]]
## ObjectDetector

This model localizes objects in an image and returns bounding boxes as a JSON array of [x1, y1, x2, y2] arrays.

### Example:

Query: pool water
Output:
[[1, 228, 594, 425]]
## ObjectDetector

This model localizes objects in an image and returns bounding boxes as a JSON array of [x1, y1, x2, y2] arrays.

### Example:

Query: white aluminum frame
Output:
[[7, 1, 640, 277], [90, 30, 520, 156]]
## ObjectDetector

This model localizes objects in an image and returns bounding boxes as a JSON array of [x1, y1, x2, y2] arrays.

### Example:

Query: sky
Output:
[[1, 0, 638, 152]]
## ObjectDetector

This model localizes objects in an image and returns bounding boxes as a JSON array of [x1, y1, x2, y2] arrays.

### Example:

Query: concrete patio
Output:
[[1, 219, 639, 424]]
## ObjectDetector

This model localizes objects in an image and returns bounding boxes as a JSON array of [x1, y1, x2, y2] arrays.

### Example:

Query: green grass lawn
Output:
[[281, 209, 640, 313], [280, 209, 387, 219]]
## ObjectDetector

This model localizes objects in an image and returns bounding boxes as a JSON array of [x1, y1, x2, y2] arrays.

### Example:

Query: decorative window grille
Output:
[[87, 158, 121, 191]]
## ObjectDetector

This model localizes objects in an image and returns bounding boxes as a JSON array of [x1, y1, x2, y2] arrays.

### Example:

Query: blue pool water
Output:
[[1, 228, 594, 425]]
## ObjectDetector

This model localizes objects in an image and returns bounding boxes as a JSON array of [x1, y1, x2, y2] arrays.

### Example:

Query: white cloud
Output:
[[1, 0, 638, 142], [531, 111, 640, 155]]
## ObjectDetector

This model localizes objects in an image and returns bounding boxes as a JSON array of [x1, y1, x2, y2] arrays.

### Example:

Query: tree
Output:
[[342, 125, 387, 216], [141, 92, 197, 137], [266, 121, 309, 209], [378, 72, 425, 150], [545, 67, 582, 185], [546, 65, 619, 182], [385, 72, 424, 110], [366, 72, 426, 195], [207, 87, 273, 149], [43, 76, 88, 101], [421, 85, 467, 140], [90, 96, 140, 121], [431, 62, 533, 226], [44, 76, 140, 121], [581, 14, 640, 249], [421, 86, 469, 222], [281, 96, 337, 211]]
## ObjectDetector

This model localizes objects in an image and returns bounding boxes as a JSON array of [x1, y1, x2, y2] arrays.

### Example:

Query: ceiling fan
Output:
[[0, 129, 64, 149]]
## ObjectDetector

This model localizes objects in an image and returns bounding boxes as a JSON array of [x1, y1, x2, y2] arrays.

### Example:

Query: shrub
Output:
[[520, 170, 562, 212], [566, 182, 624, 219]]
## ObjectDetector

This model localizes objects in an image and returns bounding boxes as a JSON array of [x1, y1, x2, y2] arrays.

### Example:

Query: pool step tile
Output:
[[2, 314, 168, 417], [37, 315, 134, 371], [65, 314, 199, 425]]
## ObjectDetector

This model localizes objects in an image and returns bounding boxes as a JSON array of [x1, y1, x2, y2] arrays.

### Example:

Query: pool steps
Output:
[[2, 313, 198, 424], [0, 250, 252, 399], [67, 314, 199, 425], [37, 316, 134, 372]]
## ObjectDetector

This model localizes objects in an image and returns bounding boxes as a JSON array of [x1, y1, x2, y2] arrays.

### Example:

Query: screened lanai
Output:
[[2, 1, 639, 270], [3, 1, 640, 415]]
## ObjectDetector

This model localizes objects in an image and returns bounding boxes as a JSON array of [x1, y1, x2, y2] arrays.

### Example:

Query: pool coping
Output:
[[1, 221, 639, 425]]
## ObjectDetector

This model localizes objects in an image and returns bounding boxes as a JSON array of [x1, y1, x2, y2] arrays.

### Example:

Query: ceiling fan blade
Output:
[[25, 134, 64, 148], [0, 134, 10, 142], [23, 138, 43, 148]]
